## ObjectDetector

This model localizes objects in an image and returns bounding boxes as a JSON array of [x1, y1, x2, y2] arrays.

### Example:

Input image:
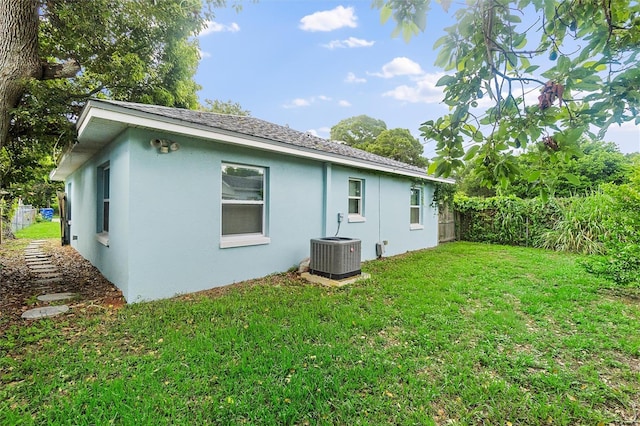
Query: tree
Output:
[[458, 139, 632, 198], [0, 0, 236, 205], [329, 115, 388, 148], [376, 0, 640, 192], [366, 128, 428, 167], [201, 99, 251, 116]]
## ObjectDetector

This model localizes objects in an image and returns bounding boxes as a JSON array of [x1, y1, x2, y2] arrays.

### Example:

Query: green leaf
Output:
[[427, 161, 439, 175], [435, 75, 456, 87], [563, 173, 581, 185], [526, 170, 541, 182], [463, 144, 480, 160], [380, 5, 393, 24]]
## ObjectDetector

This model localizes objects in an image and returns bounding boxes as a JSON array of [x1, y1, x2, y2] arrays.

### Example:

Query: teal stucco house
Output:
[[51, 100, 451, 302]]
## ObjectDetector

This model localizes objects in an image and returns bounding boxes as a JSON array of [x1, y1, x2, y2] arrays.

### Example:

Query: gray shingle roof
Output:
[[94, 99, 436, 179]]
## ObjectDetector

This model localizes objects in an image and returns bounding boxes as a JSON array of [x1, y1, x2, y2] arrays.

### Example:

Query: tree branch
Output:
[[41, 59, 81, 80]]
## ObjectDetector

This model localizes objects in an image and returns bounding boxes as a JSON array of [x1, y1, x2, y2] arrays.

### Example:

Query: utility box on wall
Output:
[[309, 237, 361, 280]]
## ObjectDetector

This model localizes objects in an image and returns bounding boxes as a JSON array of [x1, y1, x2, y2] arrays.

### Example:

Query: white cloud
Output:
[[345, 72, 366, 84], [299, 6, 357, 32], [382, 73, 445, 103], [322, 37, 375, 49], [338, 100, 351, 107], [200, 21, 240, 36], [307, 127, 331, 138], [371, 57, 424, 79], [283, 98, 312, 109], [282, 95, 333, 108]]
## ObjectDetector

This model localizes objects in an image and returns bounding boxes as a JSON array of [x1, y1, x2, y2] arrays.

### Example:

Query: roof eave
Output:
[[51, 100, 455, 184]]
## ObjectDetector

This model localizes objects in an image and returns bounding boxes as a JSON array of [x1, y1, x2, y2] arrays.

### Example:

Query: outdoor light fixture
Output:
[[149, 138, 180, 154]]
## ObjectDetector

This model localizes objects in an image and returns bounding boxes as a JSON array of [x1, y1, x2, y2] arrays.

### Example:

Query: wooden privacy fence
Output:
[[438, 204, 456, 243]]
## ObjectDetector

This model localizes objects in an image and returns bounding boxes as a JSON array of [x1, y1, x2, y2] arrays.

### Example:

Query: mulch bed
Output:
[[0, 239, 125, 333]]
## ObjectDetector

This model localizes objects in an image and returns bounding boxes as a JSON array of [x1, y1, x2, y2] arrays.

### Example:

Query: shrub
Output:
[[583, 162, 640, 284], [454, 195, 559, 246]]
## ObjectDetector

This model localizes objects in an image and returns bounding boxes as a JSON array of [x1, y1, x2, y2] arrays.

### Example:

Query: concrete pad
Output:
[[21, 305, 69, 319], [37, 293, 77, 302], [300, 272, 371, 287]]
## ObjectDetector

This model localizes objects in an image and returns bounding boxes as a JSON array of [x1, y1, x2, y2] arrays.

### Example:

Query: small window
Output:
[[410, 186, 423, 229], [221, 163, 270, 248], [348, 178, 364, 220], [96, 163, 110, 245]]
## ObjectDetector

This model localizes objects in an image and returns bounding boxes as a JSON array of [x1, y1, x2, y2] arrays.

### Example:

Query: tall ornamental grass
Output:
[[539, 192, 611, 255]]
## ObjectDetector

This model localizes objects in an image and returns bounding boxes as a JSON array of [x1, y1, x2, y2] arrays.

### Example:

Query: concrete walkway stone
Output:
[[33, 277, 63, 284], [37, 293, 77, 302], [28, 265, 58, 270], [21, 305, 69, 319], [34, 273, 62, 279]]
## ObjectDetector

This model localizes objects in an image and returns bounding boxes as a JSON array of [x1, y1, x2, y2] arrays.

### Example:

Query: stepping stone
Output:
[[21, 305, 69, 319], [33, 277, 63, 284], [25, 255, 50, 260], [35, 273, 62, 279], [26, 261, 51, 265], [28, 265, 57, 270], [29, 268, 58, 273], [37, 293, 77, 302]]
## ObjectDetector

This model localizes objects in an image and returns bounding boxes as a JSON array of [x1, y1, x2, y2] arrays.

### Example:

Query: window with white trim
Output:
[[96, 163, 110, 246], [98, 164, 110, 233], [221, 163, 269, 247], [348, 178, 364, 220], [410, 186, 423, 229]]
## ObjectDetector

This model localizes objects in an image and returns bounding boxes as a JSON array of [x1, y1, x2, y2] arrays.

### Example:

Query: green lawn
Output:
[[13, 220, 60, 240], [1, 242, 638, 425]]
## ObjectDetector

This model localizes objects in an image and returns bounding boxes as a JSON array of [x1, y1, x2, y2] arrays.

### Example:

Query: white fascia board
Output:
[[78, 104, 455, 184]]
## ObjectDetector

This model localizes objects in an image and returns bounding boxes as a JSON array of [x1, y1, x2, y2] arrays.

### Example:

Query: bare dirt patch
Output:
[[1, 239, 124, 332]]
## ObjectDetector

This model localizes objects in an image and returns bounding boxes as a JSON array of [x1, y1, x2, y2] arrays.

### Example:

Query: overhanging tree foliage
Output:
[[0, 0, 236, 204], [376, 0, 639, 193]]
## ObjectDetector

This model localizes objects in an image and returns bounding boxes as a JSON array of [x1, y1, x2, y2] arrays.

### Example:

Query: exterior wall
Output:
[[66, 133, 130, 297], [67, 128, 440, 302], [327, 166, 438, 260], [125, 128, 326, 301]]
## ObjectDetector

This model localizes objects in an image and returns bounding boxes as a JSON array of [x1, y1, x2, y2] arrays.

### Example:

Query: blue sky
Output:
[[195, 0, 640, 156]]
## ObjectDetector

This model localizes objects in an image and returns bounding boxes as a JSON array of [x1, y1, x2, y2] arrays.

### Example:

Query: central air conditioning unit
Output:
[[310, 237, 361, 280]]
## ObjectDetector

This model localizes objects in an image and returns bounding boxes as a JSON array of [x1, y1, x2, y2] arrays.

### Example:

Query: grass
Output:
[[1, 242, 639, 425], [13, 220, 60, 240]]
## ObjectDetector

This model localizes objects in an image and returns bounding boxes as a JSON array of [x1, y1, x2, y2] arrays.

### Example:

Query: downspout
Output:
[[378, 175, 382, 243], [322, 162, 332, 237]]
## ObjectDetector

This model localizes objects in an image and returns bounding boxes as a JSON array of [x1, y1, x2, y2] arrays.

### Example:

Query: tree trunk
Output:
[[0, 0, 42, 149]]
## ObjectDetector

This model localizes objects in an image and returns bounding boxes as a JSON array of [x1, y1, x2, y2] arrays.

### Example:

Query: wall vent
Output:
[[310, 237, 361, 280]]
